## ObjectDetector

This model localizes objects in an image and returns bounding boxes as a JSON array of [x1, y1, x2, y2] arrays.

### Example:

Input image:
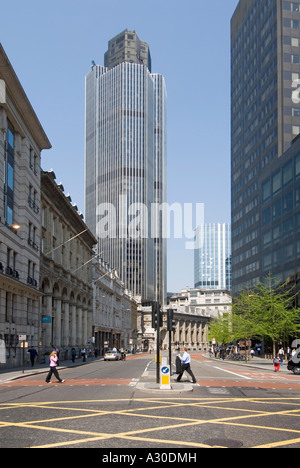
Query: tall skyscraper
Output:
[[231, 0, 300, 293], [85, 30, 167, 304], [194, 223, 231, 290]]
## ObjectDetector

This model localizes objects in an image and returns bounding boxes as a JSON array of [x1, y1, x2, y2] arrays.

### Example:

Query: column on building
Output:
[[62, 299, 69, 348], [70, 300, 76, 348]]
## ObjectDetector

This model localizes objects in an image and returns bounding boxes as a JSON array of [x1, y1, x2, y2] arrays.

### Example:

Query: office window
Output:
[[283, 161, 293, 186], [7, 122, 14, 149], [272, 171, 281, 195], [262, 179, 271, 202], [293, 107, 300, 116], [296, 153, 300, 178], [6, 206, 13, 226], [283, 192, 293, 213]]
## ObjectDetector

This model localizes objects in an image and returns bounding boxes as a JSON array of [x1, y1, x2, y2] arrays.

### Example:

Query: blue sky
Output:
[[1, 0, 238, 292]]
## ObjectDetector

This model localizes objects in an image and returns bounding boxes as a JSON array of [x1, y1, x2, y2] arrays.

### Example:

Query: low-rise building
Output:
[[93, 260, 138, 355], [139, 288, 232, 352]]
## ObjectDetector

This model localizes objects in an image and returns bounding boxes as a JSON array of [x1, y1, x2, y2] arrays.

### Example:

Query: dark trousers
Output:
[[176, 363, 197, 383], [46, 366, 62, 382]]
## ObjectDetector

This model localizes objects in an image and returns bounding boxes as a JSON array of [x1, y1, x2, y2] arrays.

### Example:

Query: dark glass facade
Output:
[[231, 0, 300, 292], [260, 135, 300, 283]]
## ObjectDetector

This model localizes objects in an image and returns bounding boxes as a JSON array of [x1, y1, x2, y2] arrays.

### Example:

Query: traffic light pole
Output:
[[156, 322, 160, 384], [168, 329, 172, 370], [152, 302, 161, 384]]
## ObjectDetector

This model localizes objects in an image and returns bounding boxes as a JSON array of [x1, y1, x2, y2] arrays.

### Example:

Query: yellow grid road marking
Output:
[[1, 396, 300, 449]]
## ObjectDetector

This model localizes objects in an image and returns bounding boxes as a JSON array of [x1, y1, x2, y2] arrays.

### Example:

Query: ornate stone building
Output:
[[0, 44, 51, 368], [93, 260, 138, 355], [40, 170, 138, 360], [40, 170, 97, 359], [139, 288, 232, 352]]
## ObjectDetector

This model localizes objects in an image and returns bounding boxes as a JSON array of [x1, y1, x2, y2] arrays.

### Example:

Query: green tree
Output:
[[208, 312, 233, 345], [232, 276, 300, 355]]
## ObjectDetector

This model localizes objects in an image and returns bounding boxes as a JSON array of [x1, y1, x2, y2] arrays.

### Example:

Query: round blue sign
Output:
[[161, 366, 170, 374]]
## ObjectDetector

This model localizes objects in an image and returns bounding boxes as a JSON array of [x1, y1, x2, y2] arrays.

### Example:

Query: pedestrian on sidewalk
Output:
[[71, 348, 76, 363], [278, 347, 285, 365], [176, 347, 197, 383], [27, 346, 38, 367], [45, 351, 64, 384], [81, 347, 86, 362], [273, 355, 280, 372]]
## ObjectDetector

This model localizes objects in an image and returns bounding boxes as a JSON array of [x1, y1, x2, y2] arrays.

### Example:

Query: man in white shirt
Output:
[[176, 347, 197, 383]]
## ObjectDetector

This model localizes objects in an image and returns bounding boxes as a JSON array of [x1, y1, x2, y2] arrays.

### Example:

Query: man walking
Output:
[[176, 347, 197, 383], [27, 346, 38, 367]]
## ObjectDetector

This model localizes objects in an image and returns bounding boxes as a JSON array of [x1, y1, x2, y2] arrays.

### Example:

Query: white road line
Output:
[[213, 366, 252, 380]]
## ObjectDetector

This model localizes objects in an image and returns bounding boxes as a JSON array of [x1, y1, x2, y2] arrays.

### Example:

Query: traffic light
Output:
[[152, 302, 162, 330], [167, 309, 176, 332]]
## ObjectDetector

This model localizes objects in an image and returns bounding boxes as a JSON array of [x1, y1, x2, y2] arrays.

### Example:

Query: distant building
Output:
[[93, 259, 138, 355], [194, 223, 231, 290], [139, 288, 231, 352]]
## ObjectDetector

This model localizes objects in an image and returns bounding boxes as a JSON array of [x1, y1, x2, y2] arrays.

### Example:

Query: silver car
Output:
[[104, 349, 121, 361]]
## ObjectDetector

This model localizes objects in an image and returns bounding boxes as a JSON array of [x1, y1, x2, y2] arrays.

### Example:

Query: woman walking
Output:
[[45, 350, 65, 383]]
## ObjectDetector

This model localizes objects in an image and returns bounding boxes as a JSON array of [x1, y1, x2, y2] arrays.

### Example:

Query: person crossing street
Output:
[[176, 347, 197, 383]]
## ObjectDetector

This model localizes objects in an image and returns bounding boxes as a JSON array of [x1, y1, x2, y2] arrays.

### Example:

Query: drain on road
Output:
[[204, 438, 243, 448]]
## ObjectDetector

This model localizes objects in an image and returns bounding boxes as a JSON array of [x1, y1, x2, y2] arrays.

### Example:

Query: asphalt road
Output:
[[1, 352, 300, 450]]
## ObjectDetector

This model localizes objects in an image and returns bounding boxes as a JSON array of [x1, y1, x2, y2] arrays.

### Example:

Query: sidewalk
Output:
[[0, 357, 100, 384], [0, 352, 151, 385], [205, 354, 291, 374]]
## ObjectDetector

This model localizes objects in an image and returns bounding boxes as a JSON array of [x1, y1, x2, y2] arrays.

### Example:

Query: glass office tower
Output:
[[194, 223, 231, 290], [231, 0, 300, 293], [85, 30, 167, 304]]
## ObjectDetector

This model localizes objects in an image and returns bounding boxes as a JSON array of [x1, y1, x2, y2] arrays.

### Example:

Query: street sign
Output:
[[160, 364, 171, 389], [18, 334, 26, 341]]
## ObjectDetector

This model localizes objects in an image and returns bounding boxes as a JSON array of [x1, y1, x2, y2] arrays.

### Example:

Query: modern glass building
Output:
[[85, 30, 167, 304], [194, 224, 231, 290], [260, 134, 300, 284], [231, 0, 300, 293]]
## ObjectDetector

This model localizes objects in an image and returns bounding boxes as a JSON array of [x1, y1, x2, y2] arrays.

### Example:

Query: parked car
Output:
[[104, 349, 121, 361]]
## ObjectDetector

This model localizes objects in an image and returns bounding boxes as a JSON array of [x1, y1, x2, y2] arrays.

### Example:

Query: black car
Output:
[[287, 359, 300, 375]]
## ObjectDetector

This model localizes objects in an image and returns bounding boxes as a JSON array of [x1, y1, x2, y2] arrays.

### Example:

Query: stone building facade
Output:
[[139, 288, 232, 352], [93, 260, 138, 355], [40, 170, 97, 360], [0, 44, 51, 368]]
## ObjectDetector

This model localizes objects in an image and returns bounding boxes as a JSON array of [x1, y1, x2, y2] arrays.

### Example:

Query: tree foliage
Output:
[[209, 276, 300, 354]]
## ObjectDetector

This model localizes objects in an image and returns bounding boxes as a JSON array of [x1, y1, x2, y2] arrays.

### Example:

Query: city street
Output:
[[1, 352, 300, 449]]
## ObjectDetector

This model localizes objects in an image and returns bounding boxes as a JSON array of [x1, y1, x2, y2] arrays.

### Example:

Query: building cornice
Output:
[[0, 43, 51, 151]]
